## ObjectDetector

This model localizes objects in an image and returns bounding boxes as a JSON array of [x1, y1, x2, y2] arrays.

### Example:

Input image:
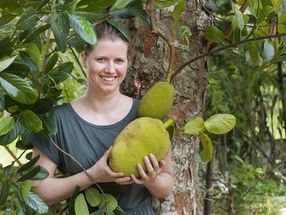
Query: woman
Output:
[[32, 22, 174, 214]]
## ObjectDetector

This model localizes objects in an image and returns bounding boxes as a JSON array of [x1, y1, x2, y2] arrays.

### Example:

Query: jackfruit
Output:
[[109, 117, 171, 177], [138, 81, 175, 119]]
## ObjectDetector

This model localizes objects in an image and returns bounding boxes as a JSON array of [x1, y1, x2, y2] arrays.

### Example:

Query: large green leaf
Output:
[[0, 37, 13, 59], [199, 132, 213, 163], [0, 73, 37, 104], [16, 7, 38, 31], [19, 52, 39, 78], [69, 13, 97, 45], [84, 187, 101, 207], [0, 56, 17, 72], [0, 179, 9, 206], [45, 53, 58, 73], [154, 0, 175, 9], [184, 117, 205, 135], [204, 114, 236, 134], [25, 192, 49, 214], [247, 42, 259, 64], [100, 193, 118, 212], [0, 92, 4, 112], [76, 0, 116, 13], [0, 116, 15, 136], [75, 193, 89, 215], [204, 26, 226, 44], [23, 24, 51, 44], [110, 0, 134, 11], [73, 11, 107, 22], [32, 167, 49, 180], [20, 110, 43, 133], [0, 14, 16, 26], [49, 12, 70, 52], [108, 21, 131, 41]]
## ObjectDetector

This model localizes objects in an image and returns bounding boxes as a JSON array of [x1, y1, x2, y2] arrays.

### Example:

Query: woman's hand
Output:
[[87, 147, 132, 185], [130, 153, 166, 185]]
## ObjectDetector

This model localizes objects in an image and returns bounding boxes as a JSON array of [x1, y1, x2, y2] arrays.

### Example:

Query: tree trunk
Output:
[[122, 1, 211, 213]]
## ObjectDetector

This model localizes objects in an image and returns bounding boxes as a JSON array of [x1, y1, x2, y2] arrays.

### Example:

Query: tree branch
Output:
[[170, 32, 286, 83]]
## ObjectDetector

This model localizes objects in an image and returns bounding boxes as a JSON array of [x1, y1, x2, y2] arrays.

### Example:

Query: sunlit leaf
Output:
[[84, 187, 101, 207], [69, 14, 97, 45], [110, 0, 134, 11], [75, 193, 89, 215], [0, 56, 17, 72], [33, 167, 49, 180], [19, 110, 43, 133], [0, 73, 37, 104], [184, 117, 205, 135], [204, 114, 236, 134], [0, 116, 15, 136], [0, 121, 23, 145], [173, 0, 186, 31], [45, 53, 58, 73], [199, 132, 213, 163], [20, 180, 32, 200], [0, 14, 16, 26], [17, 166, 41, 182], [108, 21, 131, 41]]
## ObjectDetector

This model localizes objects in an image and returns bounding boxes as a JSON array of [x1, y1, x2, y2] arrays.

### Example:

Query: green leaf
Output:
[[20, 110, 43, 133], [0, 121, 23, 145], [24, 43, 41, 66], [45, 53, 58, 73], [100, 193, 118, 212], [33, 98, 55, 114], [76, 0, 116, 13], [49, 13, 69, 52], [69, 14, 97, 45], [232, 3, 244, 30], [17, 165, 41, 182], [33, 167, 49, 180], [0, 179, 9, 206], [17, 155, 40, 174], [84, 187, 101, 207], [154, 0, 175, 8], [0, 37, 13, 59], [75, 193, 89, 215], [19, 51, 39, 78], [110, 0, 134, 11], [0, 73, 37, 104], [20, 180, 32, 200], [0, 14, 16, 26], [23, 24, 51, 44], [16, 7, 38, 31], [179, 25, 192, 45], [25, 192, 48, 214], [184, 117, 205, 135], [204, 26, 226, 44], [0, 56, 17, 72], [172, 0, 186, 31], [263, 40, 275, 61], [0, 116, 15, 136], [204, 114, 236, 134], [199, 133, 213, 163], [108, 21, 131, 41], [247, 42, 258, 64]]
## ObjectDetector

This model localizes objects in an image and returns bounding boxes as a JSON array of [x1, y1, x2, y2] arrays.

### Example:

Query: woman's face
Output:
[[83, 39, 128, 96]]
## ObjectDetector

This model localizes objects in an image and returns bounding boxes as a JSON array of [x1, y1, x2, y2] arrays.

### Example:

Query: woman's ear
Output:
[[81, 52, 88, 68]]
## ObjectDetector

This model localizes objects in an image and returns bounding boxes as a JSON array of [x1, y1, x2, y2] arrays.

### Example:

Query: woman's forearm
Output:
[[32, 171, 93, 206]]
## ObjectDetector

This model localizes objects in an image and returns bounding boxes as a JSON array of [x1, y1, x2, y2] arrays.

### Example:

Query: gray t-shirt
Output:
[[32, 99, 154, 214]]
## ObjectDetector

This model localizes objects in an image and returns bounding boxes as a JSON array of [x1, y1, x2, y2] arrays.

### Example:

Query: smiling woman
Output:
[[30, 22, 174, 214]]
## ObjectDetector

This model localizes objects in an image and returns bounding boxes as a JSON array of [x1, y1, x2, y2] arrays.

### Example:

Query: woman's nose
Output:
[[105, 62, 116, 73]]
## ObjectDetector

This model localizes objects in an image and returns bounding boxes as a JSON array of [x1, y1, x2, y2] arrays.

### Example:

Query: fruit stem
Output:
[[163, 118, 175, 129]]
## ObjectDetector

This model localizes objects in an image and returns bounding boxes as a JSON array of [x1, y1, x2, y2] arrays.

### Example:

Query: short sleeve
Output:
[[31, 133, 60, 165]]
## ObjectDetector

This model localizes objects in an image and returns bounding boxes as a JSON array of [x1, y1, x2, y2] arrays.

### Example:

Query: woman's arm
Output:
[[131, 151, 174, 198], [32, 147, 132, 206]]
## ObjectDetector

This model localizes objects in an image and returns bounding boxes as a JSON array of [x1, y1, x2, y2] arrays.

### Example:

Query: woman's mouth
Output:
[[100, 75, 117, 82]]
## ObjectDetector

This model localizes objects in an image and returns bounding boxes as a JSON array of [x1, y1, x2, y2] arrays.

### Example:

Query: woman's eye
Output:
[[96, 58, 106, 62], [115, 59, 124, 63]]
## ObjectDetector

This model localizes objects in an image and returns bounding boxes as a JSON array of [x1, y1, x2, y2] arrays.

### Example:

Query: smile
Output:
[[100, 75, 117, 82]]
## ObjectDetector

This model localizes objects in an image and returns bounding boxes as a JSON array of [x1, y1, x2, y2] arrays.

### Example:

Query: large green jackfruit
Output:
[[138, 81, 175, 119], [109, 117, 171, 177]]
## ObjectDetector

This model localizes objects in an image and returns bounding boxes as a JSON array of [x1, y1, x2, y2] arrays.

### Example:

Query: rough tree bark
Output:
[[122, 1, 211, 214]]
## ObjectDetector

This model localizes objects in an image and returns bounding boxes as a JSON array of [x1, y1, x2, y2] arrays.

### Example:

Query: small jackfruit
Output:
[[109, 117, 171, 177], [138, 81, 175, 119]]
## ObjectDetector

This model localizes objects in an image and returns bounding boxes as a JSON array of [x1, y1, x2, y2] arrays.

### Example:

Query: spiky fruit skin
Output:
[[109, 117, 171, 177], [138, 82, 175, 119]]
